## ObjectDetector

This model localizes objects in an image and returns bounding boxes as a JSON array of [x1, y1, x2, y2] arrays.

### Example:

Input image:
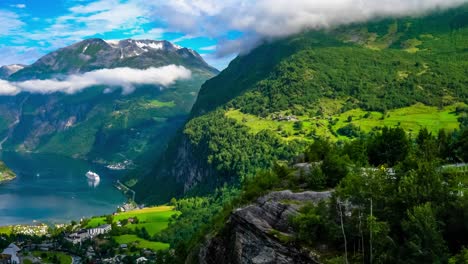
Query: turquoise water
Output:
[[0, 152, 126, 225]]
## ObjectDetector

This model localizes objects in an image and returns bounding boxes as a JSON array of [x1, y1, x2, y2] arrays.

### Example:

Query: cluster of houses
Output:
[[271, 114, 299, 122], [8, 225, 48, 237], [66, 224, 112, 244], [0, 242, 64, 264]]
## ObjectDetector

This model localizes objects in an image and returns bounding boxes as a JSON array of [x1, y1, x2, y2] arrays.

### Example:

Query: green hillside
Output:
[[225, 103, 465, 142], [136, 6, 468, 203]]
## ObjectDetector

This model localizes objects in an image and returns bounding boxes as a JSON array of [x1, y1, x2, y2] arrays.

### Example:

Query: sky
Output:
[[0, 0, 466, 71]]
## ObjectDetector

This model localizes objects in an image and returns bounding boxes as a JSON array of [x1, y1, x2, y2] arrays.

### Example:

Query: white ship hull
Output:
[[86, 171, 100, 181]]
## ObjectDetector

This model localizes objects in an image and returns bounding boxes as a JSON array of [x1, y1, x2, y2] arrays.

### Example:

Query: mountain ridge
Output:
[[8, 38, 218, 81], [135, 5, 468, 203]]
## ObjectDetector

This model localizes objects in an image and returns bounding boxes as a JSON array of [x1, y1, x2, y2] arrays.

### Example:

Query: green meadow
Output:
[[144, 99, 176, 108], [332, 103, 463, 136], [0, 226, 12, 235], [114, 235, 169, 251], [87, 206, 177, 235], [226, 103, 465, 142]]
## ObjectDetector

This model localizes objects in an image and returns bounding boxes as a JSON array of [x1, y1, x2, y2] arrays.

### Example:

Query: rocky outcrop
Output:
[[136, 134, 220, 203], [198, 190, 332, 264]]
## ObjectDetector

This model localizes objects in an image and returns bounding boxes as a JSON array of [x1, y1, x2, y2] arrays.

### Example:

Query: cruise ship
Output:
[[86, 171, 100, 181]]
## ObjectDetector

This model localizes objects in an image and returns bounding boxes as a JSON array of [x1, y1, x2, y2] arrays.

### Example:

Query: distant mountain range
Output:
[[0, 39, 218, 169]]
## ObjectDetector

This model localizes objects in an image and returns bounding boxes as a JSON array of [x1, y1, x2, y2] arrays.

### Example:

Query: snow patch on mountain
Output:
[[105, 40, 120, 48], [3, 64, 24, 74], [0, 64, 25, 79], [135, 41, 164, 50]]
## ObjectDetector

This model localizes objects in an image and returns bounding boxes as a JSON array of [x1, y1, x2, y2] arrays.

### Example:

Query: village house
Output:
[[136, 257, 148, 263], [88, 224, 112, 237], [66, 230, 91, 244], [0, 243, 20, 264]]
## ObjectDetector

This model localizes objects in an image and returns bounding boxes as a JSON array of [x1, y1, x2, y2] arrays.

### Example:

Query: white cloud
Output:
[[129, 28, 166, 40], [199, 45, 217, 51], [10, 4, 26, 9], [0, 65, 192, 96], [0, 46, 42, 66], [143, 0, 468, 56], [22, 0, 150, 47], [0, 80, 21, 95], [2, 0, 466, 68], [0, 10, 25, 36]]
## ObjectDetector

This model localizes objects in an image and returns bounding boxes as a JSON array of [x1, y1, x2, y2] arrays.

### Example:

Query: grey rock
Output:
[[198, 190, 332, 264]]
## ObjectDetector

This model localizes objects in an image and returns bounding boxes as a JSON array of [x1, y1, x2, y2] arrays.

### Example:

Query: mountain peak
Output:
[[9, 38, 218, 80], [0, 64, 25, 79], [103, 39, 183, 51]]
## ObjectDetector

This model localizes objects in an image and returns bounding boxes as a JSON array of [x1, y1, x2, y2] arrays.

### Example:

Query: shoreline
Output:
[[0, 160, 16, 184], [0, 175, 16, 184]]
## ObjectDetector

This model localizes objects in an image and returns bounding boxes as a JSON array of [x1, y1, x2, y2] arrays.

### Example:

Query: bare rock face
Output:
[[198, 190, 332, 264]]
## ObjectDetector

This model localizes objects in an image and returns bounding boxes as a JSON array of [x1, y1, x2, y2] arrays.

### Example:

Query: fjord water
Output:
[[0, 152, 126, 225]]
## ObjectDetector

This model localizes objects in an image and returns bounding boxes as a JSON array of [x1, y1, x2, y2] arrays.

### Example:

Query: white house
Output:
[[88, 224, 112, 236], [136, 257, 148, 263], [1, 243, 20, 264], [66, 230, 91, 244]]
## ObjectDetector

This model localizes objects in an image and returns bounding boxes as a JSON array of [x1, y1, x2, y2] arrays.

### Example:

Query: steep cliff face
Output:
[[137, 135, 220, 202], [198, 190, 332, 264]]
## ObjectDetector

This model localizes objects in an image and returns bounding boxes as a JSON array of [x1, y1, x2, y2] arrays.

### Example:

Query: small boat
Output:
[[86, 171, 100, 181]]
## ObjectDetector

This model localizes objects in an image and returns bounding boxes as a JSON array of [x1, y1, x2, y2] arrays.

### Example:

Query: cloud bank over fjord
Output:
[[0, 65, 191, 96], [151, 0, 467, 56]]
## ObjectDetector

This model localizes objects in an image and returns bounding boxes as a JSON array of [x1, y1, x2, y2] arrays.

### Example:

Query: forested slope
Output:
[[136, 5, 468, 203]]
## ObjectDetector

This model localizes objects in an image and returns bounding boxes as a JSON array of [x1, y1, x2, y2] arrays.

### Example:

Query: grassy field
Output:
[[87, 206, 178, 237], [0, 226, 12, 235], [225, 109, 315, 141], [333, 103, 463, 135], [114, 234, 169, 251], [144, 99, 176, 108], [32, 251, 72, 264], [84, 206, 176, 252], [226, 103, 464, 142]]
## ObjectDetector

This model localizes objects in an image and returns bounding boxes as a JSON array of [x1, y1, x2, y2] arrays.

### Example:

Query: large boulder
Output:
[[198, 190, 332, 264]]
